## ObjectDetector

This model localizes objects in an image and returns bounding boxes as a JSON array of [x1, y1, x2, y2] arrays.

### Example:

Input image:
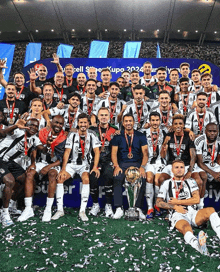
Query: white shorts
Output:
[[170, 206, 198, 230], [161, 164, 198, 177], [35, 161, 61, 174], [195, 162, 220, 182], [65, 163, 90, 178], [145, 163, 166, 175]]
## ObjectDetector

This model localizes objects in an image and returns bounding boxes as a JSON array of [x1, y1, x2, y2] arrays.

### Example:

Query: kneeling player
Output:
[[57, 113, 101, 221], [156, 160, 220, 255]]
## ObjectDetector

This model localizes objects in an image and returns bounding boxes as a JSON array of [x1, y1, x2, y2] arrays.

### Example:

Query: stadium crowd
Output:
[[0, 56, 220, 255]]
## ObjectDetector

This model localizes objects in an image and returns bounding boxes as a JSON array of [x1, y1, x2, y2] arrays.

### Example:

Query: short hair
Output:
[[97, 107, 109, 114], [117, 76, 124, 81], [172, 159, 185, 166], [43, 82, 54, 89], [122, 113, 134, 122], [101, 68, 111, 74], [65, 63, 74, 69], [197, 92, 208, 98], [52, 114, 64, 123], [170, 68, 179, 74], [159, 90, 170, 96], [180, 62, 190, 69], [205, 122, 218, 130], [77, 113, 89, 122], [121, 70, 130, 75], [143, 61, 152, 66], [68, 92, 81, 101], [172, 114, 185, 124], [130, 70, 139, 75], [6, 82, 16, 88], [88, 66, 97, 72], [201, 73, 212, 80], [109, 82, 120, 89], [191, 69, 201, 75], [133, 84, 145, 91], [85, 79, 97, 86], [31, 98, 43, 106], [149, 111, 161, 120], [26, 118, 39, 126], [14, 72, 25, 78], [156, 67, 166, 73], [179, 77, 189, 84]]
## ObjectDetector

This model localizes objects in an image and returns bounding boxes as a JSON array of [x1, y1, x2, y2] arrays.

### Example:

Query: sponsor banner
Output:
[[88, 40, 109, 58], [123, 42, 142, 58], [57, 44, 74, 58], [22, 58, 220, 86], [24, 43, 42, 67], [0, 43, 15, 99]]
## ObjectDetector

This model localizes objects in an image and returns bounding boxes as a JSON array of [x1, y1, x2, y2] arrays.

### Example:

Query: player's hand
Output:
[[46, 120, 51, 129], [90, 167, 100, 178], [212, 85, 218, 92], [16, 114, 29, 129], [212, 172, 220, 182], [122, 104, 127, 112], [168, 197, 179, 205], [139, 167, 146, 178], [39, 166, 51, 176], [174, 205, 188, 214], [114, 130, 120, 135], [113, 166, 123, 176], [184, 171, 192, 180], [164, 136, 171, 145], [51, 53, 60, 65], [189, 130, 195, 141], [26, 163, 36, 173], [0, 59, 8, 70], [143, 122, 150, 129], [172, 104, 178, 113], [96, 81, 101, 87], [28, 68, 38, 81], [57, 170, 68, 182], [57, 102, 64, 109]]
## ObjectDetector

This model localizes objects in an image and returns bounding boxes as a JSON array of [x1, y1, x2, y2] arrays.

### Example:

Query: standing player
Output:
[[156, 159, 220, 256], [139, 61, 155, 87], [56, 113, 101, 221], [89, 107, 118, 217], [141, 112, 167, 218]]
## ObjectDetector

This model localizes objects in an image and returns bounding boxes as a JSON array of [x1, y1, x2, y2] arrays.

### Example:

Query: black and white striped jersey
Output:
[[176, 92, 195, 116], [80, 95, 101, 116], [211, 101, 220, 124], [194, 134, 220, 164], [185, 108, 217, 136], [65, 129, 101, 165]]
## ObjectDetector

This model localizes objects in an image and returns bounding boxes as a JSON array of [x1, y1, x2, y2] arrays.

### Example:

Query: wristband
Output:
[[141, 165, 145, 169]]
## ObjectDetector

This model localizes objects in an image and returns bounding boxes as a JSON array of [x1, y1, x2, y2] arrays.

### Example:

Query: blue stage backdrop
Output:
[[22, 58, 220, 86]]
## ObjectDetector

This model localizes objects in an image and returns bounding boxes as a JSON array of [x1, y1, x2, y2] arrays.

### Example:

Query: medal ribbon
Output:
[[86, 97, 95, 116], [66, 77, 73, 87], [16, 86, 24, 99], [24, 132, 28, 156], [207, 93, 211, 108], [80, 135, 87, 159], [43, 99, 52, 110], [68, 109, 76, 129], [174, 133, 184, 157], [173, 177, 184, 199], [55, 87, 63, 101], [196, 109, 206, 133], [181, 93, 189, 113], [108, 97, 117, 120], [150, 129, 159, 152], [160, 107, 170, 126], [207, 141, 216, 165], [6, 99, 15, 120], [125, 131, 134, 156], [135, 101, 143, 123], [77, 85, 86, 94], [98, 125, 109, 153]]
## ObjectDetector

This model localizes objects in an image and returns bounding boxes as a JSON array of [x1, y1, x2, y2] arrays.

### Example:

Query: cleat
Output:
[[146, 208, 154, 219], [89, 203, 100, 216], [51, 210, 64, 220], [198, 230, 209, 256], [9, 207, 22, 215], [105, 204, 114, 218], [154, 205, 161, 217], [79, 211, 89, 222], [17, 208, 34, 222], [42, 209, 52, 222], [1, 213, 14, 228], [137, 208, 146, 221], [113, 207, 124, 219]]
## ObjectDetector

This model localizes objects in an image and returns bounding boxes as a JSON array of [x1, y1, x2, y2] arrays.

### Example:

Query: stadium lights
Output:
[[140, 29, 144, 32], [105, 29, 108, 32], [195, 30, 198, 33], [214, 31, 217, 34], [72, 29, 75, 32], [88, 29, 91, 32], [18, 30, 21, 33], [51, 29, 54, 32], [157, 29, 159, 32], [178, 30, 181, 32], [36, 30, 39, 33], [124, 29, 127, 32]]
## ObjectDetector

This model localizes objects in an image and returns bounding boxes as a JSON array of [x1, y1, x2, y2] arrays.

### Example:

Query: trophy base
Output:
[[124, 208, 139, 221]]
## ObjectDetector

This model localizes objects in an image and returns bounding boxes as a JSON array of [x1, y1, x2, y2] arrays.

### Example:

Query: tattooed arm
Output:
[[156, 197, 188, 214]]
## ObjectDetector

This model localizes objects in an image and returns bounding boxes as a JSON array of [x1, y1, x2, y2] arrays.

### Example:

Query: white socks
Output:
[[146, 183, 154, 210], [80, 184, 90, 212], [197, 197, 204, 210], [210, 212, 220, 239], [56, 184, 64, 212], [45, 197, 54, 211], [155, 185, 160, 200], [25, 197, 32, 208], [184, 231, 200, 252]]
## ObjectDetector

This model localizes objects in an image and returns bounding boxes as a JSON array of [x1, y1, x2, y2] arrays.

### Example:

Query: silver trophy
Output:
[[124, 166, 142, 221]]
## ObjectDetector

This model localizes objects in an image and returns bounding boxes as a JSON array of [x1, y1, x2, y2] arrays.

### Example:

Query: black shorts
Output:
[[0, 159, 25, 183]]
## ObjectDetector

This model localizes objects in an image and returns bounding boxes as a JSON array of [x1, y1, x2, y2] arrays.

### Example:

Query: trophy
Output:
[[124, 166, 142, 221]]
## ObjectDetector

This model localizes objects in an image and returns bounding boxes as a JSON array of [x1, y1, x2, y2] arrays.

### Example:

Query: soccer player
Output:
[[111, 114, 148, 220], [56, 113, 101, 221], [72, 73, 87, 95], [121, 70, 142, 102], [156, 159, 220, 256], [169, 68, 179, 92], [121, 70, 130, 88], [139, 61, 155, 87], [141, 112, 167, 218], [185, 92, 217, 137], [26, 98, 46, 130], [179, 62, 193, 86], [191, 69, 202, 93], [17, 115, 67, 222], [201, 73, 220, 107], [89, 107, 118, 217]]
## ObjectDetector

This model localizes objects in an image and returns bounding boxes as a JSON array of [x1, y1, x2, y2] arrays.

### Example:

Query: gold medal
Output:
[[127, 153, 133, 159], [9, 118, 14, 125]]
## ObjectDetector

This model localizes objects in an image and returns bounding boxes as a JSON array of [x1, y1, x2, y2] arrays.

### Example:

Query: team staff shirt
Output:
[[194, 134, 220, 164], [140, 127, 167, 164], [149, 82, 175, 102], [80, 95, 101, 116], [176, 92, 195, 117], [96, 85, 109, 96], [38, 95, 58, 110], [95, 97, 125, 127], [123, 100, 149, 130], [185, 108, 217, 136], [53, 86, 70, 104], [65, 130, 101, 165], [164, 131, 195, 166], [0, 99, 26, 126], [8, 86, 37, 106], [49, 105, 83, 132], [111, 130, 147, 164]]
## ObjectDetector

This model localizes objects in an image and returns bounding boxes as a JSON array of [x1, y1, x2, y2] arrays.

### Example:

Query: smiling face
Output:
[[143, 63, 152, 76], [206, 124, 218, 143], [86, 80, 97, 95], [65, 65, 74, 77], [14, 73, 25, 87], [201, 75, 212, 88], [149, 115, 160, 130], [77, 73, 86, 86], [130, 72, 139, 85], [180, 65, 190, 78], [197, 94, 207, 108], [169, 70, 179, 83], [98, 109, 110, 124], [38, 65, 48, 79], [109, 84, 120, 99], [26, 119, 39, 136], [157, 70, 167, 82], [51, 115, 64, 134], [101, 71, 112, 84], [54, 72, 64, 86], [173, 118, 184, 134], [31, 101, 43, 115], [123, 116, 134, 131], [43, 84, 54, 100], [134, 88, 145, 104], [68, 96, 81, 108], [158, 93, 170, 107], [5, 84, 16, 99], [88, 68, 97, 80], [78, 118, 89, 132]]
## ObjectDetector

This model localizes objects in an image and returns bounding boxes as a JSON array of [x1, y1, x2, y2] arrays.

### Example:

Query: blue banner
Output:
[[88, 40, 109, 58], [57, 44, 74, 58], [24, 43, 42, 67], [156, 43, 161, 58], [123, 42, 142, 58], [23, 58, 220, 86], [0, 43, 15, 99]]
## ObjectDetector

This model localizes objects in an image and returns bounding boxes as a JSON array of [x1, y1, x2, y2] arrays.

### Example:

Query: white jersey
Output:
[[65, 129, 101, 165], [139, 76, 156, 87], [26, 114, 46, 130], [80, 95, 101, 116], [185, 108, 217, 136], [49, 105, 83, 131], [211, 101, 220, 124], [140, 127, 166, 164], [176, 92, 195, 116], [194, 134, 220, 164]]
